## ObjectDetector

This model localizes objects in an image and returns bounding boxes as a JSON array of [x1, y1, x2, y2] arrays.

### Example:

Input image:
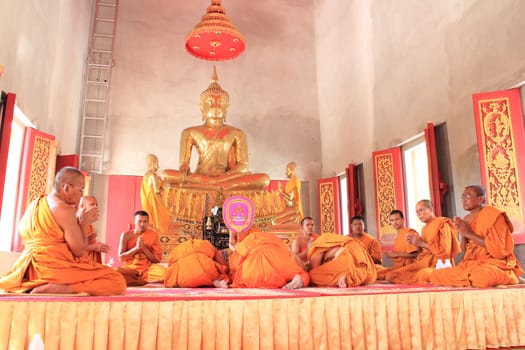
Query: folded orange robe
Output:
[[0, 196, 126, 295], [385, 217, 459, 284], [122, 228, 166, 282], [164, 239, 228, 287], [229, 231, 310, 288], [140, 176, 171, 233], [307, 233, 377, 287], [431, 206, 523, 287], [377, 228, 419, 280], [85, 224, 102, 263], [355, 232, 382, 264]]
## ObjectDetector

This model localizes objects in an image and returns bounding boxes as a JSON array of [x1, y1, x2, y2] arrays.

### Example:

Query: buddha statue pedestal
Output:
[[155, 185, 302, 260]]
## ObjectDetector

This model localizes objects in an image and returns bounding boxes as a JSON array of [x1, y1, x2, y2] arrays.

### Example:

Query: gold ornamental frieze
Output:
[[374, 153, 397, 233], [319, 182, 336, 234], [26, 136, 53, 205]]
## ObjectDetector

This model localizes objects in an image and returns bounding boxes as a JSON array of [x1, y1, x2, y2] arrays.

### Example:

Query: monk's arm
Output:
[[455, 216, 486, 249], [118, 232, 138, 261], [309, 253, 324, 269], [59, 205, 88, 257], [140, 240, 161, 263]]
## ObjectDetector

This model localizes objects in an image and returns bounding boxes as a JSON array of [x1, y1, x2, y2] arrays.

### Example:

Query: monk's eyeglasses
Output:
[[461, 194, 481, 200]]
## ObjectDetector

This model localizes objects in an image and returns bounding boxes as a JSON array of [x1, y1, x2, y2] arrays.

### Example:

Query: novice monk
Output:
[[229, 230, 310, 289], [291, 217, 319, 270], [0, 167, 126, 295], [430, 185, 523, 287], [385, 200, 460, 284], [377, 210, 419, 280], [348, 215, 382, 265], [164, 239, 229, 288], [307, 233, 377, 287], [118, 210, 166, 282], [78, 195, 111, 263]]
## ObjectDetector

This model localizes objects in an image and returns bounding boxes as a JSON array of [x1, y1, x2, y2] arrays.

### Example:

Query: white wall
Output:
[[314, 0, 525, 231], [0, 0, 93, 155]]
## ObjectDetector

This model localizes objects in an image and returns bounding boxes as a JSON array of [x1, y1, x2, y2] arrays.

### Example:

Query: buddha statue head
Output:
[[200, 66, 230, 124]]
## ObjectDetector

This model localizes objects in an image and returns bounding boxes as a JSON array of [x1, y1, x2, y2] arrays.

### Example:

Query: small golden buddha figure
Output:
[[141, 154, 171, 233], [278, 161, 303, 219], [162, 67, 270, 191]]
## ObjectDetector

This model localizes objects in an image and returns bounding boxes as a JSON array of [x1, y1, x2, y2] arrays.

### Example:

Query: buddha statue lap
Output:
[[162, 67, 269, 192]]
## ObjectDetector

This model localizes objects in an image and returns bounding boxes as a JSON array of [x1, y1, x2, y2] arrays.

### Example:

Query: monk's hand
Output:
[[89, 241, 111, 253], [406, 233, 420, 247], [136, 236, 145, 251], [454, 217, 470, 237], [78, 205, 99, 227]]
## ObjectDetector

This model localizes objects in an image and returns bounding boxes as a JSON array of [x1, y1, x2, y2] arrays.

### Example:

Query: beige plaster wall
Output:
[[315, 0, 525, 231], [105, 1, 322, 181], [0, 0, 93, 155]]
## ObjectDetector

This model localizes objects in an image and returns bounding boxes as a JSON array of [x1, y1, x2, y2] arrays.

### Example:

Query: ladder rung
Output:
[[91, 49, 112, 54], [81, 152, 103, 157], [85, 98, 106, 103], [83, 115, 106, 120], [89, 63, 111, 68], [94, 33, 114, 38], [82, 134, 105, 139], [87, 80, 109, 86], [98, 2, 117, 8], [96, 17, 115, 23]]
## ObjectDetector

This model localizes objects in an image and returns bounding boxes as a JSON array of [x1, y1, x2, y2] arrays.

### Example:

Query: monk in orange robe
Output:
[[307, 233, 377, 287], [349, 215, 382, 265], [385, 200, 460, 284], [0, 167, 126, 295], [140, 154, 171, 233], [291, 216, 319, 270], [377, 210, 419, 280], [78, 195, 111, 263], [229, 230, 310, 289], [118, 210, 166, 282], [431, 185, 523, 287], [164, 239, 229, 288]]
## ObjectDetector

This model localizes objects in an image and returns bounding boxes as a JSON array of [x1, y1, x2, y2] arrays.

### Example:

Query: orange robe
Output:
[[385, 217, 459, 284], [431, 206, 523, 287], [140, 175, 171, 233], [0, 196, 126, 295], [122, 228, 166, 282], [377, 228, 419, 280], [85, 224, 102, 263], [308, 233, 377, 287], [355, 232, 382, 264], [164, 239, 228, 287], [229, 231, 310, 288]]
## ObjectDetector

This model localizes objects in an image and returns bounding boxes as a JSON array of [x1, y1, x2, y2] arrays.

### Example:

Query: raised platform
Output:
[[1, 283, 525, 349]]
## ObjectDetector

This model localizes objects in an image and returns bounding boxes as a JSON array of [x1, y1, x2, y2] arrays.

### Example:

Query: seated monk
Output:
[[164, 239, 229, 288], [430, 185, 523, 287], [307, 233, 377, 287], [0, 167, 126, 295], [118, 210, 166, 283], [162, 66, 269, 191], [78, 195, 111, 263]]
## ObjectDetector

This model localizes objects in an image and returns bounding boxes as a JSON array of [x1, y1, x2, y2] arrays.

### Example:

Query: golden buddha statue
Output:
[[162, 67, 269, 191]]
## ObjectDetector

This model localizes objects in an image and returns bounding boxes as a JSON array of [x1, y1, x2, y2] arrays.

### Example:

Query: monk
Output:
[[291, 216, 319, 270], [140, 153, 171, 233], [377, 210, 419, 280], [118, 210, 166, 282], [348, 215, 382, 265], [164, 239, 229, 288], [430, 185, 523, 287], [229, 230, 310, 289], [307, 233, 377, 287], [78, 195, 111, 263], [0, 167, 126, 295], [162, 66, 270, 191], [278, 161, 303, 219], [385, 200, 460, 284]]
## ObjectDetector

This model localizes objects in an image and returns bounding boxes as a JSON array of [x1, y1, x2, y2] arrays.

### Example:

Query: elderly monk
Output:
[[377, 210, 419, 280], [118, 210, 166, 282], [141, 153, 171, 233], [348, 215, 382, 265], [0, 167, 126, 295], [162, 67, 269, 191], [229, 230, 310, 289], [307, 233, 377, 287], [431, 185, 523, 287], [164, 239, 229, 288], [385, 200, 460, 284], [77, 195, 111, 263]]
